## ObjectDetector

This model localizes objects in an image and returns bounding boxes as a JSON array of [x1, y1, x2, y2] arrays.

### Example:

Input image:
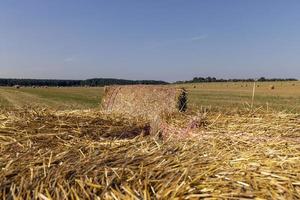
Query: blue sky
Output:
[[0, 0, 300, 81]]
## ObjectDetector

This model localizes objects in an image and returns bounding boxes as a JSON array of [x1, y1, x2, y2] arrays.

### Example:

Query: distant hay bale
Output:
[[13, 85, 20, 89], [270, 85, 275, 90], [101, 85, 187, 118]]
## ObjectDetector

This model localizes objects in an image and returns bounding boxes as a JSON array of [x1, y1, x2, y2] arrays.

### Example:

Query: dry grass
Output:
[[0, 108, 299, 199]]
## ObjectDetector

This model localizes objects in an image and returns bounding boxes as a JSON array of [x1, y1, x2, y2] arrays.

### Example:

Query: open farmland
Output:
[[0, 87, 104, 110], [182, 81, 300, 112], [0, 81, 299, 112], [0, 82, 300, 199]]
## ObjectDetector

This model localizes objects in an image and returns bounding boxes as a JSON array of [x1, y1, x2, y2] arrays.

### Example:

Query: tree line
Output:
[[0, 77, 297, 87], [0, 78, 168, 87], [175, 77, 298, 84]]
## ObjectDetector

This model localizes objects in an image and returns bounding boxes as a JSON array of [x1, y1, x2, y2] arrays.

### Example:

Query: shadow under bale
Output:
[[1, 109, 151, 143]]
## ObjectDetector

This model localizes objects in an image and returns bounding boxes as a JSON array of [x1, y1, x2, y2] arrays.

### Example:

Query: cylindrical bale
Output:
[[101, 85, 187, 118]]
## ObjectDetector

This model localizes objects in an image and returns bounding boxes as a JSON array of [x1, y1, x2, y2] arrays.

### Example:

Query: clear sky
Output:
[[0, 0, 300, 81]]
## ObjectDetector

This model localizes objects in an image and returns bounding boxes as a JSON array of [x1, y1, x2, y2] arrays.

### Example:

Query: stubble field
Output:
[[0, 81, 299, 112], [0, 81, 299, 199]]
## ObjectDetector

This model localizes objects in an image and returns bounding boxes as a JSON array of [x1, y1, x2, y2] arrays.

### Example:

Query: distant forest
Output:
[[175, 77, 298, 84], [0, 77, 298, 87], [0, 78, 168, 87]]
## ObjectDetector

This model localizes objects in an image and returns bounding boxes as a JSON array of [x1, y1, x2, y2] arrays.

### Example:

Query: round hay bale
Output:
[[101, 85, 187, 118], [104, 86, 109, 93], [14, 85, 20, 89], [270, 85, 275, 90]]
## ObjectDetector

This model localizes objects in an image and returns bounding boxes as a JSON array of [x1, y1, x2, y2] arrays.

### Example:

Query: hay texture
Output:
[[1, 108, 300, 199], [101, 85, 187, 118]]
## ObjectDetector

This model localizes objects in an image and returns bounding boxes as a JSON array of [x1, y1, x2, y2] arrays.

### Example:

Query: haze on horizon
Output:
[[0, 0, 300, 82]]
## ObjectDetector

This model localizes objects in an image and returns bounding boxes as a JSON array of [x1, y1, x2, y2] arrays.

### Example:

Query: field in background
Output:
[[0, 81, 299, 112], [0, 87, 103, 110], [183, 81, 300, 112]]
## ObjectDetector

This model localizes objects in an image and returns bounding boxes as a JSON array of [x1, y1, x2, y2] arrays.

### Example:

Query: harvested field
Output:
[[1, 81, 299, 112], [0, 87, 103, 110], [0, 108, 299, 199], [0, 82, 299, 199]]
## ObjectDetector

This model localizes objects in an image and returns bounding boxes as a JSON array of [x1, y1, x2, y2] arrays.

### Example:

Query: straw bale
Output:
[[101, 85, 187, 118]]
